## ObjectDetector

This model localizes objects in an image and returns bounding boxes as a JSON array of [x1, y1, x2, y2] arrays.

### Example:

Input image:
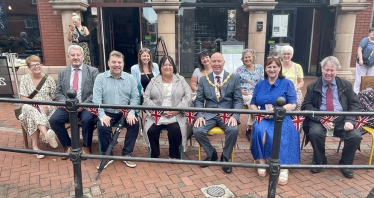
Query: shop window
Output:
[[0, 0, 43, 60], [177, 7, 248, 75]]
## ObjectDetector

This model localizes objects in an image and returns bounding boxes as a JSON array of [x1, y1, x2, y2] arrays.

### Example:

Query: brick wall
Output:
[[37, 0, 66, 66], [351, 0, 373, 67]]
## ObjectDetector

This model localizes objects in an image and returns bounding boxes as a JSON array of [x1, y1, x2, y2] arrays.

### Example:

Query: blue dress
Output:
[[250, 78, 299, 164]]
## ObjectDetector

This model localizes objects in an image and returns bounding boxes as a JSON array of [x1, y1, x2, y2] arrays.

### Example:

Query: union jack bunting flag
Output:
[[119, 109, 130, 117], [219, 113, 232, 124], [254, 114, 265, 124], [321, 116, 339, 125], [31, 104, 40, 112], [355, 116, 374, 130], [148, 110, 163, 125], [292, 115, 305, 131], [85, 107, 99, 116], [183, 111, 198, 125]]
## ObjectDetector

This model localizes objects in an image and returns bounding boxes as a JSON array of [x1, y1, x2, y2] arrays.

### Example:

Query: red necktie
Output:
[[72, 69, 79, 92], [326, 83, 334, 111]]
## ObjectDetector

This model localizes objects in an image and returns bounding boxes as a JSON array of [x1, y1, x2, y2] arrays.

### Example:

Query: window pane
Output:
[[142, 7, 157, 57], [90, 0, 147, 2], [1, 0, 43, 59]]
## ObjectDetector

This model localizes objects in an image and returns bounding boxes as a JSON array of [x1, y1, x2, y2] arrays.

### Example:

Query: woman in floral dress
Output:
[[68, 13, 91, 66], [19, 55, 58, 159]]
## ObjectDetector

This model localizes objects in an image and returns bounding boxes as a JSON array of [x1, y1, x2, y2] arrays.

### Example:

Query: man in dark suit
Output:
[[302, 56, 362, 178], [193, 52, 243, 173], [49, 45, 99, 159]]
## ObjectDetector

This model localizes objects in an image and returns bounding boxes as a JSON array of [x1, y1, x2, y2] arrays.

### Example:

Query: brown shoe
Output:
[[81, 147, 91, 160], [61, 146, 72, 160]]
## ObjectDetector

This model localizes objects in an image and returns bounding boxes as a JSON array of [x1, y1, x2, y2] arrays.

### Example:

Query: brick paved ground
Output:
[[1, 96, 374, 197]]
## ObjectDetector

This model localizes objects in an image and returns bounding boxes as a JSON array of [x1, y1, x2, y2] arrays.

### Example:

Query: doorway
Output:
[[101, 7, 140, 72]]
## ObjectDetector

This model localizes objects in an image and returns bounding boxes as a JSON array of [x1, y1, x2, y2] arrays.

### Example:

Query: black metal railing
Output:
[[1, 91, 374, 198]]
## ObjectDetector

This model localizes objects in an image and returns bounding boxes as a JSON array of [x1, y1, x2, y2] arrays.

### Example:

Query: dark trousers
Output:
[[308, 120, 361, 165], [147, 122, 182, 158], [49, 108, 95, 148], [97, 112, 139, 156], [193, 116, 238, 160]]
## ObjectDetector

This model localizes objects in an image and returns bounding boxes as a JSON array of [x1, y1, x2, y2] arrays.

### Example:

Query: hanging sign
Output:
[[227, 10, 236, 39], [0, 0, 9, 34]]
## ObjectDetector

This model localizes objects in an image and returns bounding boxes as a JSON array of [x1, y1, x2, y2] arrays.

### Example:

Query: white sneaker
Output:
[[96, 160, 113, 170], [123, 155, 137, 168], [47, 129, 58, 148]]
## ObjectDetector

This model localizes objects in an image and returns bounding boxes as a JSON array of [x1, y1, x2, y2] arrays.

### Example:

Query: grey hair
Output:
[[281, 45, 294, 54], [20, 32, 27, 38], [320, 56, 341, 70], [67, 45, 84, 55]]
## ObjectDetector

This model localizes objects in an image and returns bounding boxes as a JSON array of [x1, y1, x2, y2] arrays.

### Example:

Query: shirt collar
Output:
[[71, 64, 83, 72], [267, 78, 281, 87], [213, 70, 224, 79], [104, 70, 125, 79], [322, 78, 336, 87]]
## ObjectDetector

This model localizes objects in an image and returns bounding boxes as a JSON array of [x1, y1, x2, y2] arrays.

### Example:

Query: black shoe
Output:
[[341, 169, 354, 178], [311, 162, 325, 174], [245, 128, 252, 142], [200, 150, 218, 168], [221, 155, 232, 173]]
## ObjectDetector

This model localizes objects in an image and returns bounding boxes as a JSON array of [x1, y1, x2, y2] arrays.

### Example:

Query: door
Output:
[[101, 7, 140, 72]]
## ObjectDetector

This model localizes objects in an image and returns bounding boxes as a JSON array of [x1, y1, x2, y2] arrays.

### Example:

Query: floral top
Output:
[[236, 64, 264, 93]]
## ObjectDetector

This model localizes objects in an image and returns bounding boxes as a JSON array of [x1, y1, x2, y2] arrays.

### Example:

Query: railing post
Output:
[[267, 97, 286, 198], [66, 89, 84, 198]]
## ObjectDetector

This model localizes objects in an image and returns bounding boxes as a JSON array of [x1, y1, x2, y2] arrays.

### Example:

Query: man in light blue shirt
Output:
[[93, 50, 140, 168]]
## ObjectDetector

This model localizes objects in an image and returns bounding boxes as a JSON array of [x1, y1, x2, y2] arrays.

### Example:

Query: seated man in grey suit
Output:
[[93, 50, 140, 169], [49, 45, 99, 159], [193, 52, 243, 173]]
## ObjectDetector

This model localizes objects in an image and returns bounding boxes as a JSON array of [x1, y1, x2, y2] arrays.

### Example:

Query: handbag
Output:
[[14, 75, 48, 120], [356, 41, 374, 66], [293, 63, 303, 111]]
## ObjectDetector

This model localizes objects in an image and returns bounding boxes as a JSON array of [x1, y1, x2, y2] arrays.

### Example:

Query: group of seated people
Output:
[[17, 44, 363, 186]]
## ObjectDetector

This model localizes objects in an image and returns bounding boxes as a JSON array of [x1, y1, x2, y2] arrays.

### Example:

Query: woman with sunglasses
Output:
[[131, 48, 160, 104], [235, 49, 264, 141], [18, 55, 59, 158], [250, 56, 298, 185]]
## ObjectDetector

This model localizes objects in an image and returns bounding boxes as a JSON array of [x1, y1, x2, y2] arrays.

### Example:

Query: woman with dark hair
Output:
[[354, 27, 374, 94], [190, 50, 212, 92], [131, 48, 160, 103], [250, 56, 298, 185], [143, 56, 192, 158]]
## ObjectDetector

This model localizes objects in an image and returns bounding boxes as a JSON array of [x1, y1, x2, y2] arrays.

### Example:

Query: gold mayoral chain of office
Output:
[[205, 73, 232, 99]]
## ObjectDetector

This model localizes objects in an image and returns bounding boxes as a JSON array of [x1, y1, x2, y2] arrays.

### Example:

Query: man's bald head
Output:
[[211, 52, 225, 75]]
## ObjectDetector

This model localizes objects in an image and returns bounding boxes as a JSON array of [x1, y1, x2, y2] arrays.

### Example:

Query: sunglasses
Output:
[[139, 48, 150, 54], [243, 49, 255, 54]]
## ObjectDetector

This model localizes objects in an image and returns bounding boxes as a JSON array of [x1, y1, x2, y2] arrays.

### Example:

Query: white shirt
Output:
[[70, 64, 83, 102]]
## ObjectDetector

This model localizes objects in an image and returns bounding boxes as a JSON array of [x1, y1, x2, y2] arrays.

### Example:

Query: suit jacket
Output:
[[194, 71, 243, 121], [143, 74, 192, 151], [301, 76, 362, 145], [55, 64, 99, 103]]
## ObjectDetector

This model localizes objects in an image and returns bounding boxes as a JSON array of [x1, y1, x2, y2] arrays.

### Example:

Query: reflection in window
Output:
[[0, 0, 42, 59], [177, 7, 248, 75], [90, 0, 148, 2], [141, 8, 157, 59]]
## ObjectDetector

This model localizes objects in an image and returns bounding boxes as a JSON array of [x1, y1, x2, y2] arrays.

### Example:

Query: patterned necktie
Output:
[[72, 69, 79, 92], [215, 76, 222, 100], [326, 82, 334, 111]]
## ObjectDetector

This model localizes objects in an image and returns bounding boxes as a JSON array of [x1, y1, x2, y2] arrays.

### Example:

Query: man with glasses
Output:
[[49, 45, 99, 160]]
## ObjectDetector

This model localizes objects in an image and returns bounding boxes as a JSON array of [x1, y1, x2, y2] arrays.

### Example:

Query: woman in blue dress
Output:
[[250, 56, 298, 185]]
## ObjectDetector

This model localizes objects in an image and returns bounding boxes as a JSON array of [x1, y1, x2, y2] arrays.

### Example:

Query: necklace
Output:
[[205, 73, 232, 87], [162, 82, 172, 96]]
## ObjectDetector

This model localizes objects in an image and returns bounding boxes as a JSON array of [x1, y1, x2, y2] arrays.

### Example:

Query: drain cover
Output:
[[206, 186, 225, 197]]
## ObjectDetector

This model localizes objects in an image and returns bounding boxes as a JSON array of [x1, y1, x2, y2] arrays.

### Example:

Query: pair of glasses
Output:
[[243, 49, 254, 53], [29, 63, 41, 68], [266, 56, 280, 59], [282, 53, 292, 56]]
